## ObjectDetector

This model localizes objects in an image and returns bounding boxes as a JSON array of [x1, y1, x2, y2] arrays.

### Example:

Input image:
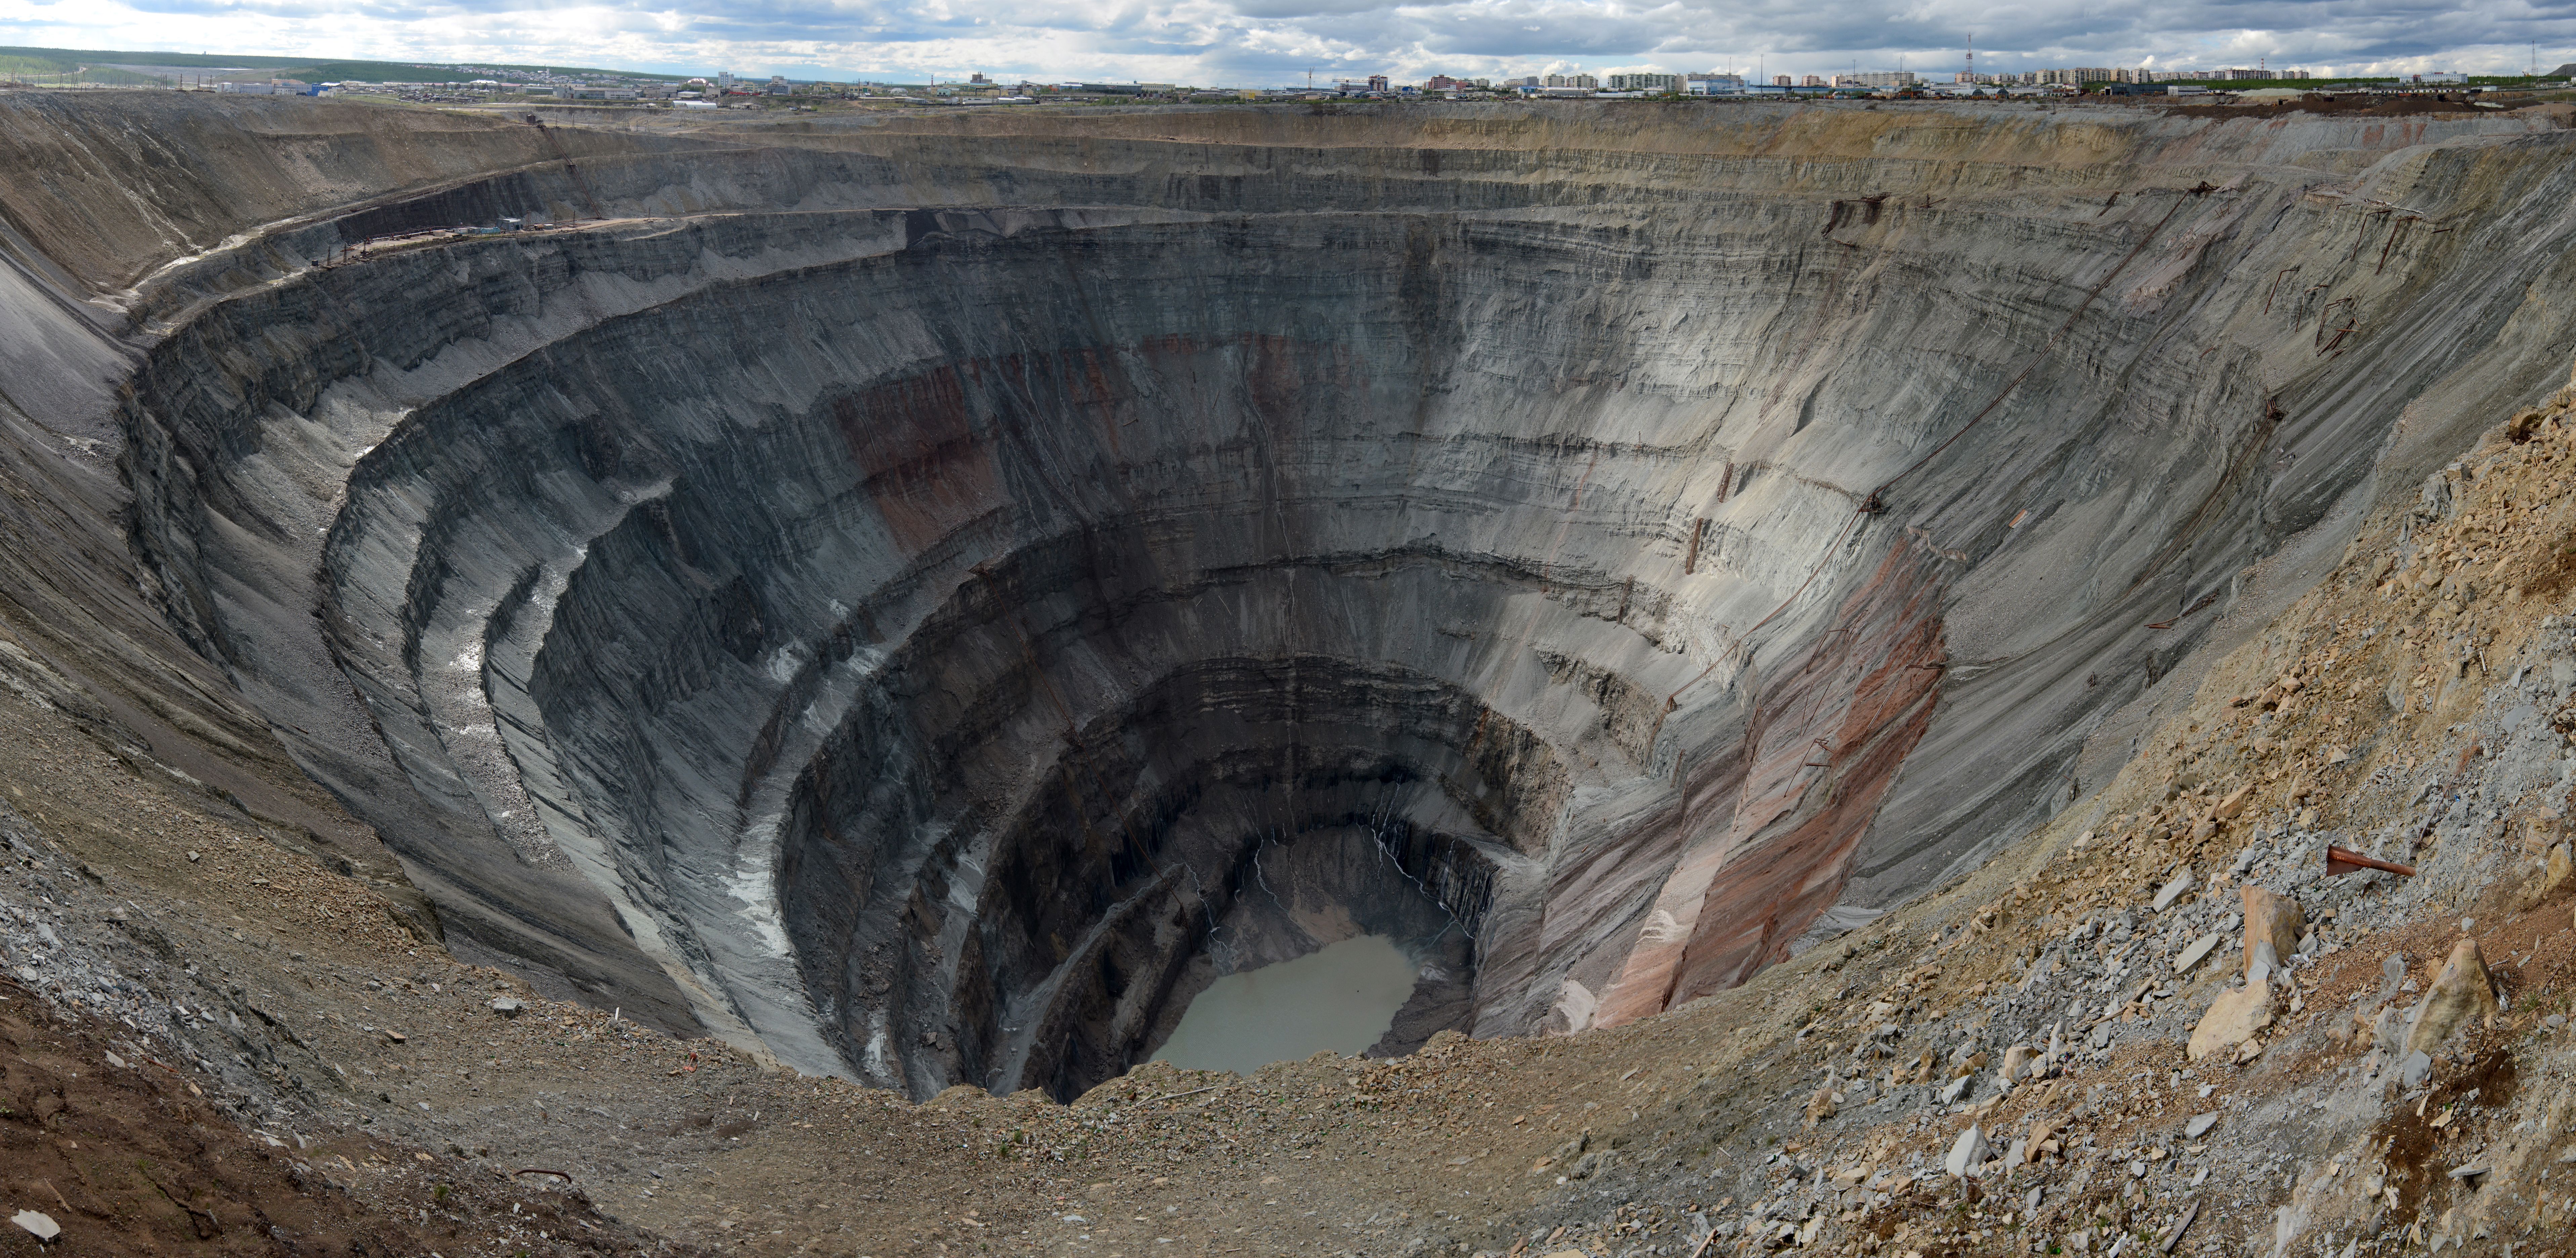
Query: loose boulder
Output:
[[2153, 869, 2196, 913], [2246, 940, 2280, 985], [2532, 843, 2573, 909], [1945, 1125, 1990, 1177], [2188, 978, 2273, 1062], [1998, 1044, 2037, 1088], [2023, 1117, 2057, 1164], [2403, 938, 2499, 1057], [2215, 784, 2253, 821], [2402, 1050, 2435, 1088], [2242, 886, 2305, 980], [2173, 932, 2222, 975]]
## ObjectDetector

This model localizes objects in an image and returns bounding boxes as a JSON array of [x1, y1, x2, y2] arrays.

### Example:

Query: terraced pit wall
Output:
[[3, 94, 2574, 1098]]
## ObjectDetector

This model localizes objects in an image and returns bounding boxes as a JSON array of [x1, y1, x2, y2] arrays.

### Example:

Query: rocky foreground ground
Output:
[[10, 381, 2576, 1256]]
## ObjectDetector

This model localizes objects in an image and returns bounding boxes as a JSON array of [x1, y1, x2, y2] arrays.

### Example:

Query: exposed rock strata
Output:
[[6, 95, 2576, 1095]]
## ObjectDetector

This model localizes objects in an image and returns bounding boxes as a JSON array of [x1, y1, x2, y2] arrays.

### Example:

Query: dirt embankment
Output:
[[0, 966, 698, 1256]]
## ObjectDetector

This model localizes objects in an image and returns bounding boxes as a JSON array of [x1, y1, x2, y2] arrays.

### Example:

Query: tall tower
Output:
[[1966, 35, 1973, 83]]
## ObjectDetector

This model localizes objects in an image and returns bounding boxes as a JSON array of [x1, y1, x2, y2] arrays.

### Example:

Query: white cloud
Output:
[[1, 0, 2565, 84]]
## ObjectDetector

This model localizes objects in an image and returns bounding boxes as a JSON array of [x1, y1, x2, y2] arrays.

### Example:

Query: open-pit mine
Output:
[[4, 91, 2576, 1256]]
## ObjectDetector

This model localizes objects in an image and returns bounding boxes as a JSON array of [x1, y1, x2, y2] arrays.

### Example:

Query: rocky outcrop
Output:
[[9, 95, 2576, 1094]]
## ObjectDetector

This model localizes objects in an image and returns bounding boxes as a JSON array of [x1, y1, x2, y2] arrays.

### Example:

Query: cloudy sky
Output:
[[0, 0, 2561, 85]]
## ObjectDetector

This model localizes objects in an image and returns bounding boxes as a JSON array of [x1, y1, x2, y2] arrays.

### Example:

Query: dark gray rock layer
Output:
[[4, 96, 2574, 1096]]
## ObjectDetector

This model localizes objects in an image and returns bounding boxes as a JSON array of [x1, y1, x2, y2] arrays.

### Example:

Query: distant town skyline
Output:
[[0, 0, 2560, 88]]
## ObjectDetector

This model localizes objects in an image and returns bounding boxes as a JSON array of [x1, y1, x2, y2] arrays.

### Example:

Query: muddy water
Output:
[[1151, 935, 1419, 1076]]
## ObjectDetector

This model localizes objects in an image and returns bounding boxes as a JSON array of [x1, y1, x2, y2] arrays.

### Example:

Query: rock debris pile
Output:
[[1542, 370, 2576, 1257]]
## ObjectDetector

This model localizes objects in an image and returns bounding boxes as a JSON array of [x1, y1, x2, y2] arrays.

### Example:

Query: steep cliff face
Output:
[[5, 93, 2575, 1097]]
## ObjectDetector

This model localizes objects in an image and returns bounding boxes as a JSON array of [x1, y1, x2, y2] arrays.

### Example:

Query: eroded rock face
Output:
[[8, 96, 2576, 1095]]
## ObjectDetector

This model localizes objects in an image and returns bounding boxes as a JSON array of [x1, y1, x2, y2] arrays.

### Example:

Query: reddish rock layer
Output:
[[1595, 542, 1945, 1026]]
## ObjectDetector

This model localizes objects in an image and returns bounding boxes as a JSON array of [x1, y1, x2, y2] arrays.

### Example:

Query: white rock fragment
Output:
[[2247, 941, 2278, 985], [1945, 1125, 1990, 1177], [10, 1210, 56, 1241], [2173, 933, 2222, 975], [2402, 1050, 2434, 1089], [2185, 1112, 2218, 1139], [2153, 869, 2196, 913]]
